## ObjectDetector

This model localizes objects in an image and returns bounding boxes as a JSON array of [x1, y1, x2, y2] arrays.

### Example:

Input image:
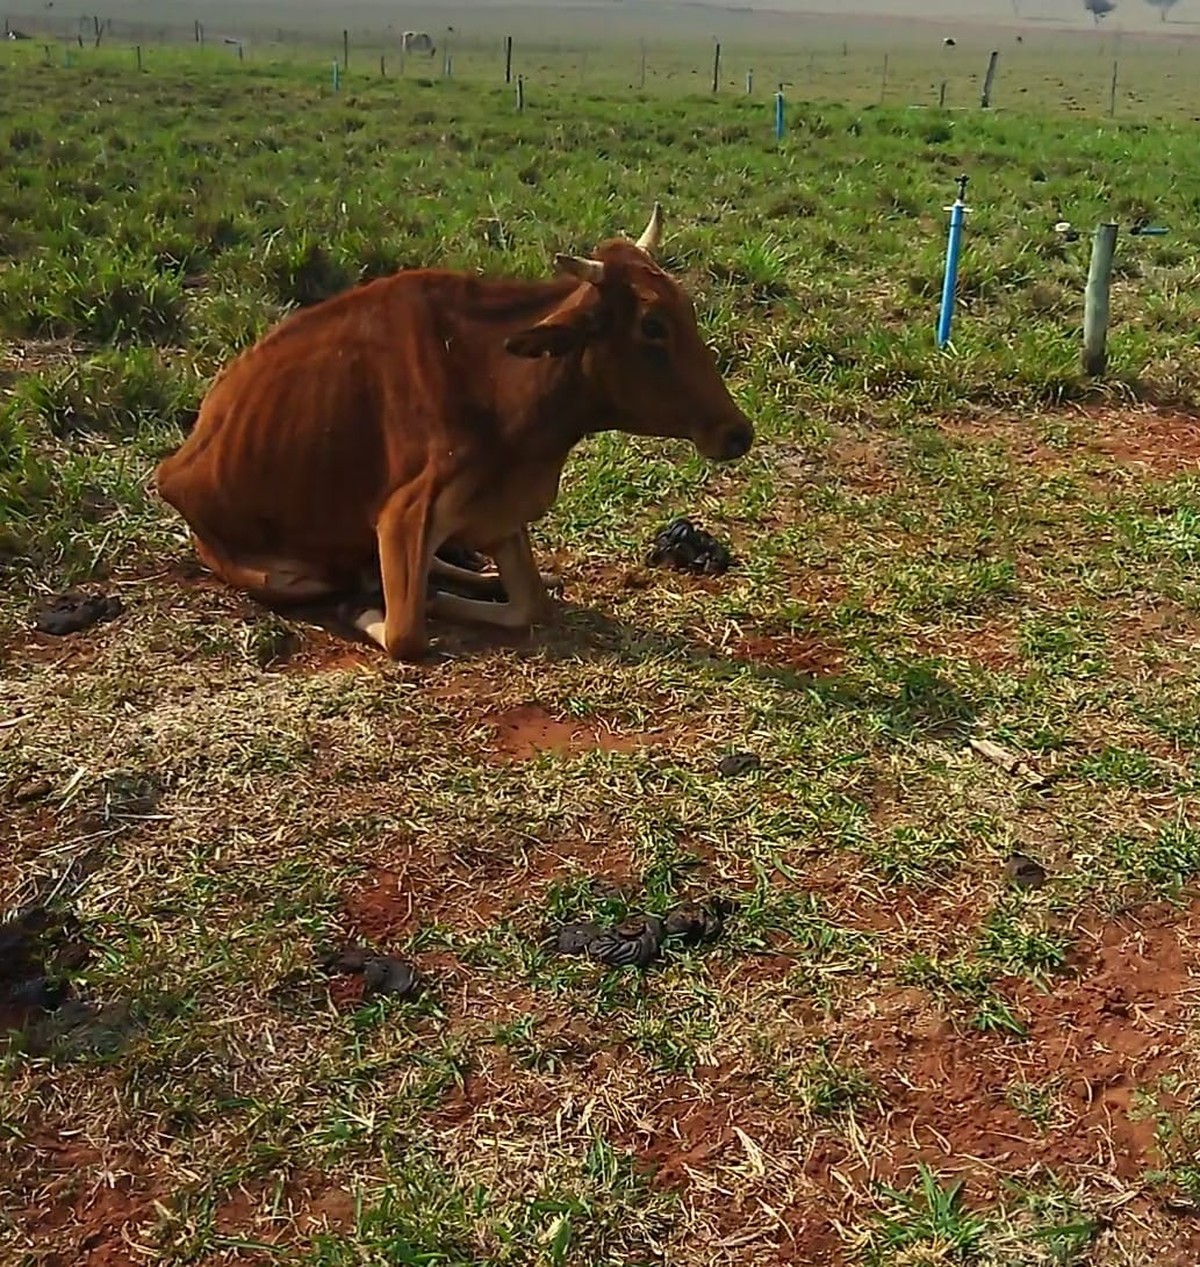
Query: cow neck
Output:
[[516, 355, 604, 461], [459, 272, 578, 325], [454, 272, 605, 458]]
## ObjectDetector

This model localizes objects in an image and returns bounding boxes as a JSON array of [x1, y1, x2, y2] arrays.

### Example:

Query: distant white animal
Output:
[[402, 31, 435, 56]]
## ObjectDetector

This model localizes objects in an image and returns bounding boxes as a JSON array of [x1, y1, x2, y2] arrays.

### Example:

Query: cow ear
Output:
[[505, 305, 597, 359]]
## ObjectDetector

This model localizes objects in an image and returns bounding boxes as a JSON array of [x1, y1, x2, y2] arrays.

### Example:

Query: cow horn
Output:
[[554, 254, 605, 286], [635, 201, 664, 254]]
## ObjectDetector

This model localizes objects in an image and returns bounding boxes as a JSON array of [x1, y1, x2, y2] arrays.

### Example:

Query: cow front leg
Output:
[[429, 530, 553, 630], [352, 488, 435, 661]]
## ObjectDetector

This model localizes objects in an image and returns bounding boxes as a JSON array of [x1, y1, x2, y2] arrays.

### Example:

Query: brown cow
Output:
[[154, 204, 754, 661]]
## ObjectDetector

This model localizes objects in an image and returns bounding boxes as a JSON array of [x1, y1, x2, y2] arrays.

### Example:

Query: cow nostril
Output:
[[722, 429, 752, 460]]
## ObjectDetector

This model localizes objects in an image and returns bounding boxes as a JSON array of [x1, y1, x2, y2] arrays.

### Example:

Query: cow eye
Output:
[[640, 314, 669, 342]]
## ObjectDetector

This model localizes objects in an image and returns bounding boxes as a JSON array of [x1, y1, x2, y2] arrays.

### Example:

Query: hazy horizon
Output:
[[22, 0, 1198, 34]]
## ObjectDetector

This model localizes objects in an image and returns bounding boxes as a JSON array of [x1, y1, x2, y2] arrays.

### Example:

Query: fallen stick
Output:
[[968, 737, 1049, 788]]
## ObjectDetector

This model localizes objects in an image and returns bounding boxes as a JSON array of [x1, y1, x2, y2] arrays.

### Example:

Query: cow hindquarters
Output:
[[430, 549, 564, 600], [190, 534, 341, 605], [428, 529, 552, 630]]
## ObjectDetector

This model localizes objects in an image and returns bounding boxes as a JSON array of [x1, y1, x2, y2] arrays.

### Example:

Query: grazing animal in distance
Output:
[[153, 204, 754, 662], [401, 30, 436, 56]]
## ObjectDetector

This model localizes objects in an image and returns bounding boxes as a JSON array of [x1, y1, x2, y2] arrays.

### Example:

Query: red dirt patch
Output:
[[613, 1064, 850, 1261], [621, 1064, 777, 1181], [833, 882, 993, 948], [0, 798, 55, 916], [937, 405, 1200, 485], [13, 1126, 353, 1263], [297, 1183, 357, 1231], [846, 898, 1200, 1190], [911, 618, 1021, 671], [14, 1135, 156, 1267], [485, 704, 660, 760], [342, 835, 638, 946], [1079, 405, 1200, 479], [783, 567, 847, 611], [590, 899, 1200, 1265], [936, 413, 1065, 469], [267, 630, 380, 675], [1109, 597, 1200, 676], [426, 667, 504, 707], [430, 1047, 563, 1134], [724, 629, 844, 677], [213, 1171, 356, 1244], [343, 852, 502, 946], [326, 972, 368, 1012], [827, 432, 897, 493]]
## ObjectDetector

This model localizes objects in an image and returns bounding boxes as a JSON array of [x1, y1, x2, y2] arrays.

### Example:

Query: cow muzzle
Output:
[[698, 418, 755, 463]]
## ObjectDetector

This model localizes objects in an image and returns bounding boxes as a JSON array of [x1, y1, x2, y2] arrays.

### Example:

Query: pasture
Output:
[[3, 14, 1200, 1265]]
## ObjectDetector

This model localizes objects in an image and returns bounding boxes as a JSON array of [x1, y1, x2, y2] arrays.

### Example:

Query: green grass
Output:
[[3, 26, 1200, 1267]]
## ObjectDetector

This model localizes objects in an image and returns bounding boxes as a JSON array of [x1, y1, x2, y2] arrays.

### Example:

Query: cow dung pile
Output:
[[32, 591, 124, 637], [717, 751, 761, 778], [0, 903, 133, 1056], [320, 946, 421, 1000], [646, 518, 734, 577], [549, 898, 733, 970], [0, 904, 89, 1012]]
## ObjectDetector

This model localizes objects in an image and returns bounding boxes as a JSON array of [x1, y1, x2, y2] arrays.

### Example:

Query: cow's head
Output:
[[505, 204, 754, 464]]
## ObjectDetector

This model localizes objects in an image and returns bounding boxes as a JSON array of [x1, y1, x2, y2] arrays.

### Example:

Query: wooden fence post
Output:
[[980, 50, 999, 108]]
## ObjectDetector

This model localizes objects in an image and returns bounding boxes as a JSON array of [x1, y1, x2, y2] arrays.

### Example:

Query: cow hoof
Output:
[[335, 598, 373, 630], [386, 635, 432, 663]]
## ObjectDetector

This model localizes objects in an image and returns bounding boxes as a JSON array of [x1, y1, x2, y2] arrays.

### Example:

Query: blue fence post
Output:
[[936, 174, 970, 349], [332, 59, 340, 92], [774, 87, 785, 141]]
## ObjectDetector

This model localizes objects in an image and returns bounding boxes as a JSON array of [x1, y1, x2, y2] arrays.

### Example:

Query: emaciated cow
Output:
[[153, 204, 754, 661]]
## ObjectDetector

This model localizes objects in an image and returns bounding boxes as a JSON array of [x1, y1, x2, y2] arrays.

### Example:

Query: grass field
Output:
[[3, 21, 1200, 1267]]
